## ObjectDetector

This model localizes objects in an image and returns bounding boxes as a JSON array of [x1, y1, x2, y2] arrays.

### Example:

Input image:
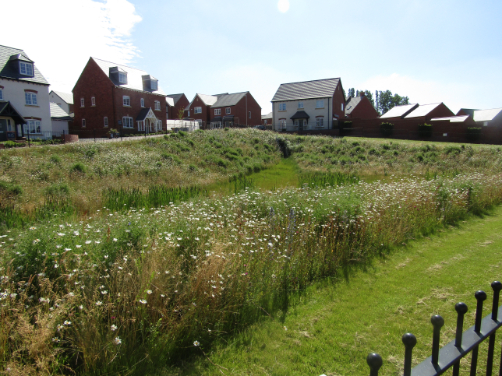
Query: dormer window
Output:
[[19, 61, 34, 76], [109, 66, 127, 85], [119, 72, 127, 84], [142, 75, 158, 92]]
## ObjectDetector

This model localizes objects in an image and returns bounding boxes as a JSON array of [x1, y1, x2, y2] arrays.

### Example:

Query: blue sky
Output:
[[3, 0, 502, 114]]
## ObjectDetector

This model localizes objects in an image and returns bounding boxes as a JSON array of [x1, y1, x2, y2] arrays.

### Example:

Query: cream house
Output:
[[0, 45, 51, 140]]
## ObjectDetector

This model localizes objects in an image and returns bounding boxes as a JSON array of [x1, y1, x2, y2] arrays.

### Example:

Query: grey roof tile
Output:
[[166, 93, 184, 104], [345, 96, 362, 115], [271, 78, 340, 102], [212, 92, 247, 107], [50, 90, 74, 105], [50, 102, 72, 120], [0, 45, 49, 85]]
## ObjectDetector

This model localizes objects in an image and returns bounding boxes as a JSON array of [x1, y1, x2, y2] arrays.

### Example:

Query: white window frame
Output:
[[341, 103, 344, 111], [82, 119, 86, 128], [316, 100, 324, 109], [91, 96, 96, 106], [194, 106, 202, 114], [298, 102, 304, 109], [104, 117, 108, 127], [118, 72, 127, 84], [279, 103, 286, 111], [123, 96, 130, 106], [25, 92, 37, 106], [316, 116, 324, 127], [214, 109, 221, 115], [24, 119, 41, 134], [155, 101, 161, 111], [137, 120, 145, 132], [279, 118, 286, 130], [123, 116, 133, 128], [140, 98, 145, 108], [225, 107, 231, 114], [156, 120, 162, 132], [19, 62, 33, 76], [80, 98, 84, 107]]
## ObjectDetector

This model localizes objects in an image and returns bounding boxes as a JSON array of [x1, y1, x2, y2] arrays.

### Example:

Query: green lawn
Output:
[[158, 207, 502, 376]]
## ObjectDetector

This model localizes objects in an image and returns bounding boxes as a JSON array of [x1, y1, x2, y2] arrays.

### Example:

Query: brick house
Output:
[[209, 92, 261, 128], [166, 93, 189, 120], [344, 92, 378, 120], [271, 78, 345, 132], [185, 93, 221, 127], [0, 45, 51, 141], [72, 57, 167, 137]]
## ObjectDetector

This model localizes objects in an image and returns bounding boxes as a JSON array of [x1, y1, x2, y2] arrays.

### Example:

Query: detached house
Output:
[[0, 45, 51, 141], [72, 57, 167, 137], [271, 78, 345, 132], [166, 93, 189, 120]]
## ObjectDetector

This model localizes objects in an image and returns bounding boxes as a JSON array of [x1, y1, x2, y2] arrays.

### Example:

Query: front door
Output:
[[0, 119, 6, 141]]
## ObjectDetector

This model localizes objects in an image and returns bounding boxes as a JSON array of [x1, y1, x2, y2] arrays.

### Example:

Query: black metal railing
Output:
[[367, 281, 502, 375]]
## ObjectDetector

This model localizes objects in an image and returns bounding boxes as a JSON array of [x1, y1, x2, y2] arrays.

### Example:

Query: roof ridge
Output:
[[0, 45, 24, 52], [91, 57, 148, 73]]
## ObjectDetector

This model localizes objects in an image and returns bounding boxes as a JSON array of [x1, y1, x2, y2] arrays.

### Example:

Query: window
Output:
[[341, 103, 344, 111], [118, 72, 127, 84], [7, 120, 13, 132], [137, 120, 145, 132], [279, 118, 286, 130], [157, 120, 163, 131], [225, 107, 231, 114], [82, 119, 86, 128], [151, 80, 158, 91], [140, 98, 145, 107], [279, 103, 286, 111], [316, 117, 324, 127], [25, 92, 37, 105], [155, 101, 161, 111], [80, 98, 84, 107], [25, 119, 41, 133], [298, 102, 304, 109], [214, 109, 221, 115], [19, 62, 33, 76], [104, 117, 108, 127], [123, 96, 130, 106], [264, 120, 267, 125], [316, 100, 324, 108], [187, 110, 190, 117], [123, 116, 133, 128], [0, 87, 3, 100], [91, 96, 96, 106], [249, 111, 251, 119]]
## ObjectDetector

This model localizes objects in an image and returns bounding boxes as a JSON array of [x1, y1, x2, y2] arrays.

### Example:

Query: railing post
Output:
[[402, 333, 416, 376], [431, 315, 444, 368], [487, 282, 502, 376], [453, 302, 468, 376], [366, 353, 382, 376], [470, 290, 487, 376]]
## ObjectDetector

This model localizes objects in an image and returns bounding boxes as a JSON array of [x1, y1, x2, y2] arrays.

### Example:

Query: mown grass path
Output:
[[162, 207, 502, 376]]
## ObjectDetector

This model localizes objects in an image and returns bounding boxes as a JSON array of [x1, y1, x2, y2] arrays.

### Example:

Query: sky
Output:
[[3, 0, 502, 114]]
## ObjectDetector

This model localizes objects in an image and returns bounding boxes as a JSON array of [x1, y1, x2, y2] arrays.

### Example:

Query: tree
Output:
[[347, 88, 355, 98], [177, 107, 185, 120], [378, 90, 409, 115]]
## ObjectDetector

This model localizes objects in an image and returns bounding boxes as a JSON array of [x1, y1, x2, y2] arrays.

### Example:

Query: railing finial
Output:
[[454, 302, 468, 348], [402, 333, 416, 376], [431, 315, 444, 367], [367, 353, 383, 376], [490, 281, 502, 321]]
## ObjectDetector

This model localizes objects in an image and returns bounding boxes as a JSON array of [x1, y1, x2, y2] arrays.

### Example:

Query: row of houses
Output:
[[1, 43, 501, 143]]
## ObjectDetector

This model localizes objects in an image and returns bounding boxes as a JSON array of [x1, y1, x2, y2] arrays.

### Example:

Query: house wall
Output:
[[49, 92, 71, 114], [273, 97, 333, 131], [332, 82, 345, 120], [347, 96, 379, 120], [51, 119, 69, 134], [0, 78, 51, 133], [172, 95, 189, 120], [187, 95, 211, 124]]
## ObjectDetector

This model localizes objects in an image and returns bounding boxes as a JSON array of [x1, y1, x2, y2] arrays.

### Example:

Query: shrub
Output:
[[160, 153, 181, 165], [70, 162, 87, 173], [380, 122, 394, 137], [0, 182, 23, 195], [2, 141, 23, 148], [418, 123, 433, 138], [49, 155, 61, 164]]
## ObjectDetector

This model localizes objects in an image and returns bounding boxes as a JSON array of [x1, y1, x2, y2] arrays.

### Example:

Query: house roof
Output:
[[457, 108, 477, 117], [50, 90, 74, 105], [431, 115, 471, 123], [380, 103, 419, 119], [0, 100, 26, 124], [473, 108, 502, 122], [345, 96, 362, 115], [166, 97, 175, 107], [136, 107, 157, 121], [166, 93, 184, 105], [290, 110, 310, 119], [212, 92, 247, 107], [197, 93, 218, 106], [91, 57, 166, 95], [0, 45, 49, 85], [50, 103, 72, 120], [261, 112, 273, 120], [404, 103, 444, 118], [271, 78, 340, 102]]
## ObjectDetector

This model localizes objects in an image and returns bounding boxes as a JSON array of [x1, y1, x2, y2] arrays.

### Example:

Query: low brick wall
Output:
[[63, 134, 79, 144]]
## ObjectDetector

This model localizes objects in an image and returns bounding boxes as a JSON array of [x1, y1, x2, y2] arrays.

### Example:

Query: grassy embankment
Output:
[[2, 131, 502, 374]]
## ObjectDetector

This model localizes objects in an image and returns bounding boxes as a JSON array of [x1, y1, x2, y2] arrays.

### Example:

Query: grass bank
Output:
[[166, 206, 502, 376]]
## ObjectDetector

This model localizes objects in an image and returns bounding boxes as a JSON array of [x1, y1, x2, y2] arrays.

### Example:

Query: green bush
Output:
[[418, 123, 433, 138], [380, 122, 394, 137], [2, 141, 23, 148], [50, 155, 62, 164], [161, 153, 181, 165], [70, 162, 87, 173]]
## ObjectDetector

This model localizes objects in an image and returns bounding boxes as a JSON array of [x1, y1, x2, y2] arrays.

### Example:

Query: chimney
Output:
[[360, 92, 365, 98]]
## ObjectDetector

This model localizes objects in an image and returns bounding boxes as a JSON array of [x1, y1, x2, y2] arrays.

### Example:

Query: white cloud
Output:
[[2, 0, 142, 92], [278, 0, 290, 13], [357, 73, 472, 114]]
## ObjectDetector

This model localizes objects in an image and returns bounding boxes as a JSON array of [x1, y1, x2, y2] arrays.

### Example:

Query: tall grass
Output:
[[2, 172, 502, 374]]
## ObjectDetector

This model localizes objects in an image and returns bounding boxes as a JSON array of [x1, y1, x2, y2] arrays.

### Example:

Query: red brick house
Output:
[[166, 93, 189, 120], [72, 57, 167, 137], [209, 92, 261, 128], [185, 93, 220, 126], [344, 92, 378, 120]]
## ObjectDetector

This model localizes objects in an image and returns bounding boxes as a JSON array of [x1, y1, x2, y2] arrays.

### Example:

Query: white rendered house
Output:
[[0, 45, 51, 140]]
